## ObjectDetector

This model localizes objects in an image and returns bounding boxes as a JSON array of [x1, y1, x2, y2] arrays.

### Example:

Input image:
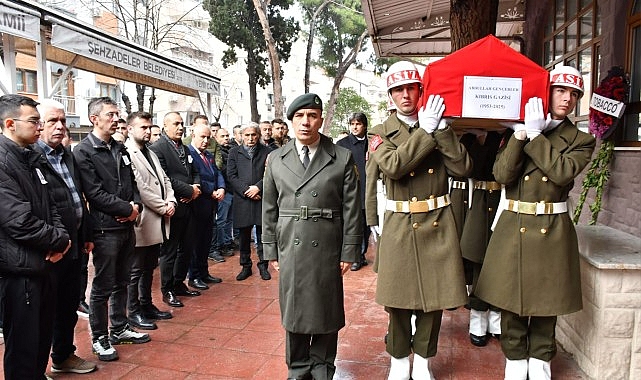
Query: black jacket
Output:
[[336, 133, 367, 209], [227, 144, 269, 228], [33, 141, 91, 260], [74, 132, 141, 231], [150, 134, 200, 219], [0, 135, 69, 275]]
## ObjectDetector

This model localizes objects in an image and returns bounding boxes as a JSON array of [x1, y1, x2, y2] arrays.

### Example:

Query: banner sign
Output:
[[462, 76, 522, 119], [51, 24, 219, 95], [590, 93, 626, 118], [0, 3, 40, 42]]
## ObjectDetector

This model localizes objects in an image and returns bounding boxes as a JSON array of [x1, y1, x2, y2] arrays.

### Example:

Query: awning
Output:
[[361, 0, 525, 58], [2, 0, 220, 98]]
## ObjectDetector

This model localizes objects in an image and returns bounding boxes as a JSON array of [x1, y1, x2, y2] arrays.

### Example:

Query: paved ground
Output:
[[0, 242, 587, 379]]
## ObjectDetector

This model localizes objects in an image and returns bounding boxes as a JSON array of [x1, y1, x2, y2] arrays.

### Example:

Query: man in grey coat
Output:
[[262, 93, 361, 380]]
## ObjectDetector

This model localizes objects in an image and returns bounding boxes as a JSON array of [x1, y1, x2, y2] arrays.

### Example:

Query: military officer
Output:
[[262, 93, 361, 380], [475, 66, 596, 380], [366, 61, 472, 380]]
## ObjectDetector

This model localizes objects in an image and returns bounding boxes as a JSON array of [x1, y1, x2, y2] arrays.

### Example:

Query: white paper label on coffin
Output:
[[590, 93, 626, 118], [462, 76, 523, 119]]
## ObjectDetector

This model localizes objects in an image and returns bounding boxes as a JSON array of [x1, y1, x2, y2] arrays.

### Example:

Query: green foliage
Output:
[[368, 56, 401, 76], [329, 87, 372, 137], [573, 140, 614, 225], [204, 0, 299, 88], [299, 0, 366, 76]]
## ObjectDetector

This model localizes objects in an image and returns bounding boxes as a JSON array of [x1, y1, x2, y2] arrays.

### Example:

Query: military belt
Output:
[[451, 180, 467, 189], [279, 207, 339, 219], [385, 194, 451, 214], [505, 199, 567, 215], [473, 180, 502, 192]]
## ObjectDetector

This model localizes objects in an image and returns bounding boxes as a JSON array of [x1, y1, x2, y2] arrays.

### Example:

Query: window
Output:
[[623, 0, 641, 144], [544, 0, 601, 131], [15, 69, 38, 93], [98, 82, 118, 100]]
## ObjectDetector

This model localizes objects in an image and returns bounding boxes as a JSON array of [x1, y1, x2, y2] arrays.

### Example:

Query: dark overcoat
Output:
[[459, 131, 503, 264], [227, 144, 269, 228], [475, 119, 596, 316], [149, 134, 200, 219], [366, 115, 472, 312], [262, 135, 361, 334]]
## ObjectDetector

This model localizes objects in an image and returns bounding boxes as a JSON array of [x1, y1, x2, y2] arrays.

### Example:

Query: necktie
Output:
[[201, 152, 212, 171], [302, 145, 310, 169]]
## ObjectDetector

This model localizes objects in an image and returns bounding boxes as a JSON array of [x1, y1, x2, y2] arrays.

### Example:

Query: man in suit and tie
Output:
[[149, 112, 204, 308], [262, 93, 362, 380], [124, 111, 176, 330], [187, 124, 226, 290]]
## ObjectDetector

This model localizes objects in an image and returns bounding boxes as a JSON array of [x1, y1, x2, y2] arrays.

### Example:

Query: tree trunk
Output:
[[305, 0, 331, 93], [136, 84, 145, 111], [148, 88, 156, 116], [252, 0, 284, 119], [450, 0, 498, 51], [247, 52, 260, 123], [321, 29, 368, 134]]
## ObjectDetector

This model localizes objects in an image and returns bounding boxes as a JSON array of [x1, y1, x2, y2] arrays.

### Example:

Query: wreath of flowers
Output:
[[573, 66, 630, 225]]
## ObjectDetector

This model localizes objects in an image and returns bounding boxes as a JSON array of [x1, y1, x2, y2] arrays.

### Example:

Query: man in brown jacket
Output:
[[476, 66, 596, 380], [366, 61, 472, 380]]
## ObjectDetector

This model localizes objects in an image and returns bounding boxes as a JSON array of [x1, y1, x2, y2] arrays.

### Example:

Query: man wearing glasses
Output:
[[0, 94, 71, 379]]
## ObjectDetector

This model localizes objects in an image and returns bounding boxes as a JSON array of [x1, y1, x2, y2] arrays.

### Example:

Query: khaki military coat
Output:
[[366, 115, 472, 312], [475, 120, 595, 316], [262, 135, 361, 334], [459, 131, 503, 264]]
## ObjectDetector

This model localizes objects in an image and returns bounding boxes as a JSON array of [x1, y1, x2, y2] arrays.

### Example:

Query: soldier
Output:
[[475, 66, 596, 380], [262, 93, 361, 380], [366, 61, 472, 380]]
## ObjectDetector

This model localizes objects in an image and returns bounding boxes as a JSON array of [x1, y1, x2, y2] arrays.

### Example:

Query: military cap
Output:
[[286, 93, 323, 120]]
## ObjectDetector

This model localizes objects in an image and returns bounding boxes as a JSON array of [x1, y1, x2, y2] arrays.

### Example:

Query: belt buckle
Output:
[[300, 206, 308, 220], [519, 202, 537, 215], [395, 201, 404, 212]]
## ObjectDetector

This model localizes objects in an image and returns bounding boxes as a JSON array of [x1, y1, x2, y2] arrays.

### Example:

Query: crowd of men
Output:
[[0, 58, 594, 380], [0, 94, 295, 379]]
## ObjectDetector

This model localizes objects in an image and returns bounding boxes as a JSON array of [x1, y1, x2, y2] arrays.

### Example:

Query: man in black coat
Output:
[[33, 99, 97, 374], [0, 94, 71, 379], [336, 112, 371, 271], [74, 97, 149, 361], [150, 112, 204, 308], [227, 123, 271, 281]]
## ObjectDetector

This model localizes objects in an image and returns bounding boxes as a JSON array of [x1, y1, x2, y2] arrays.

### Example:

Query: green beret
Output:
[[286, 93, 323, 120]]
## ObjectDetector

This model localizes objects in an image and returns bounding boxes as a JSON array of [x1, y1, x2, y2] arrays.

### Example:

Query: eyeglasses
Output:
[[14, 118, 43, 127]]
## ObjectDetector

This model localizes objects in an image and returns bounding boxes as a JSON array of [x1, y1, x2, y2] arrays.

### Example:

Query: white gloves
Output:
[[370, 226, 380, 242], [418, 94, 445, 134], [524, 97, 546, 140]]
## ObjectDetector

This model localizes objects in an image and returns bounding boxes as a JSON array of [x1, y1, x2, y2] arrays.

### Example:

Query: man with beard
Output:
[[125, 111, 176, 330]]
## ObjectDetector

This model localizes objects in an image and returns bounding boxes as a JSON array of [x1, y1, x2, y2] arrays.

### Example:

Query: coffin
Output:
[[421, 35, 550, 130]]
